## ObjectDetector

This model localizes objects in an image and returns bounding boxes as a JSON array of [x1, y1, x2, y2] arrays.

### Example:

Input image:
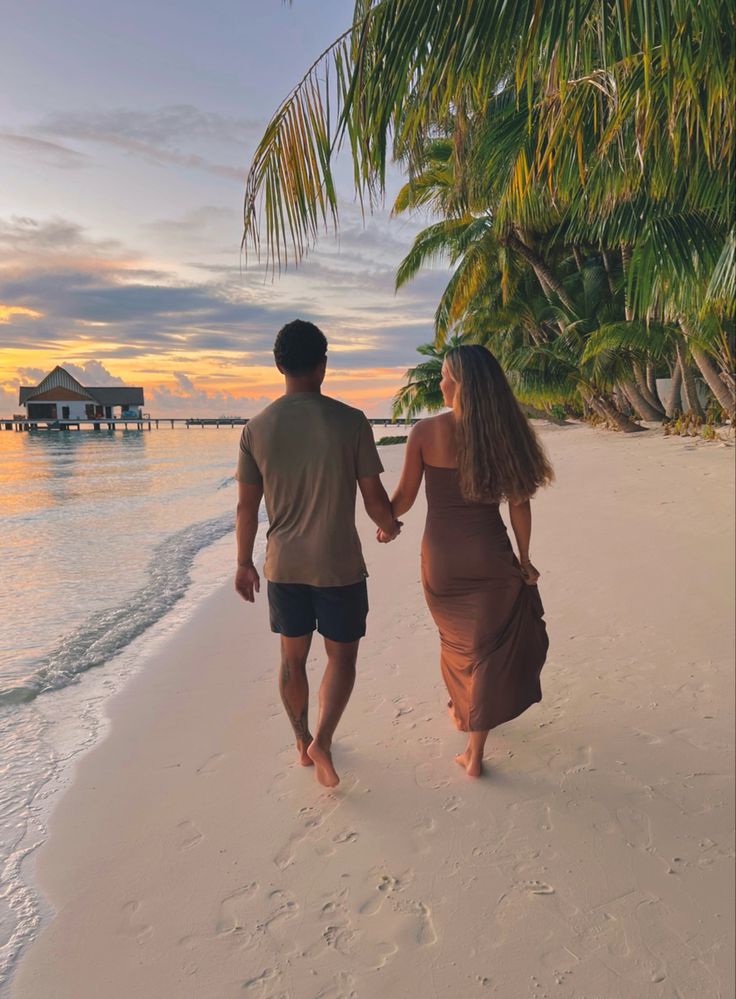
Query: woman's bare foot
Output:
[[296, 740, 314, 766], [453, 748, 484, 778], [307, 739, 340, 787]]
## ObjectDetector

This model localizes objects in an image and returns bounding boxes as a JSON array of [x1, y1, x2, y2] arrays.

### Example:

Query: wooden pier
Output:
[[1, 416, 418, 432]]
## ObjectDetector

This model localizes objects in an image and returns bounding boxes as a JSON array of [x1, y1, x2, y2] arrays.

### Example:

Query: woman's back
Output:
[[417, 411, 458, 469]]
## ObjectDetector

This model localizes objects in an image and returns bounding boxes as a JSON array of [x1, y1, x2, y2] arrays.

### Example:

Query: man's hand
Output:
[[376, 520, 403, 543], [235, 563, 260, 602]]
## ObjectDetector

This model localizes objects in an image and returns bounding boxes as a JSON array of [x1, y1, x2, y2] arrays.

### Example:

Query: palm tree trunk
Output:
[[585, 389, 645, 432], [675, 338, 705, 419], [646, 363, 664, 409], [621, 380, 665, 421], [633, 363, 666, 416], [665, 363, 683, 418], [678, 317, 735, 415], [620, 242, 633, 321], [508, 232, 576, 312], [690, 346, 735, 416], [601, 248, 616, 296]]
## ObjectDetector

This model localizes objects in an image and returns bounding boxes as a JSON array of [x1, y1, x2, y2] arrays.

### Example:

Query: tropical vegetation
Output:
[[243, 2, 735, 430]]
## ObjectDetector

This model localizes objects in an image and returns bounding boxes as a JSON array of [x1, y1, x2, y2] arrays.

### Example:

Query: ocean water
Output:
[[0, 426, 259, 989]]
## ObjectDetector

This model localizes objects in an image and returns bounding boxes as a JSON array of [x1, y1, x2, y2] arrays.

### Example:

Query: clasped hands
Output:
[[376, 518, 403, 544]]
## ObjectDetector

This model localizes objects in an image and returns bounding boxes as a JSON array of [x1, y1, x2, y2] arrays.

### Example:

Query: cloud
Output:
[[17, 367, 46, 383], [0, 215, 126, 266], [0, 211, 442, 374], [60, 360, 126, 386], [36, 105, 261, 182], [0, 384, 18, 413], [0, 132, 87, 170], [148, 380, 273, 418], [173, 372, 196, 394]]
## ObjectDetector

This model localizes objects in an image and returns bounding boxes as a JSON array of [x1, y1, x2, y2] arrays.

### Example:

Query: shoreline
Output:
[[10, 425, 736, 999], [0, 529, 255, 994]]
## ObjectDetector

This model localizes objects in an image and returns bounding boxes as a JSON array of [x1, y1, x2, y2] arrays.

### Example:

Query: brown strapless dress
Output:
[[420, 465, 548, 732]]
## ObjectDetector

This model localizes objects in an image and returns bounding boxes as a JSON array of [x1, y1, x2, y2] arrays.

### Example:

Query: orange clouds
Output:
[[0, 305, 43, 323]]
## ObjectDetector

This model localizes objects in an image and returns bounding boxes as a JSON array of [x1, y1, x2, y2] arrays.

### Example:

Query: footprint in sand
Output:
[[358, 871, 413, 915], [176, 819, 204, 851], [414, 762, 450, 790], [442, 794, 463, 813], [215, 882, 259, 937], [415, 901, 438, 946], [393, 696, 414, 719], [119, 900, 153, 942], [563, 745, 595, 775], [396, 899, 438, 946], [320, 887, 349, 917], [323, 923, 357, 955], [257, 889, 299, 932], [332, 829, 358, 845], [314, 971, 358, 999], [242, 967, 280, 991], [518, 880, 555, 895], [273, 782, 353, 870], [196, 752, 226, 776], [616, 806, 654, 851], [411, 816, 437, 855], [363, 939, 399, 970]]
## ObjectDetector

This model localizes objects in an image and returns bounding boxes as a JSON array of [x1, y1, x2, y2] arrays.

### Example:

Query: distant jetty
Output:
[[2, 416, 419, 432], [4, 366, 419, 430]]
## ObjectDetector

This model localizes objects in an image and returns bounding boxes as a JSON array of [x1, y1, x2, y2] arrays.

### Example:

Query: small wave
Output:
[[217, 474, 237, 490], [0, 513, 236, 707]]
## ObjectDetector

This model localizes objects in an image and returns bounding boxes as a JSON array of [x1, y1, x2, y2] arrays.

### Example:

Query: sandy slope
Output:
[[12, 424, 735, 999]]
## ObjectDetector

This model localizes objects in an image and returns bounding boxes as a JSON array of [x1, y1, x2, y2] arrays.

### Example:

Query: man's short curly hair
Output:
[[273, 319, 328, 374]]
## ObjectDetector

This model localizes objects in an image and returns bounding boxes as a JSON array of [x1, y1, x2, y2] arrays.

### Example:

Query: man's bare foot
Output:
[[296, 740, 314, 766], [453, 748, 484, 778], [307, 740, 340, 788]]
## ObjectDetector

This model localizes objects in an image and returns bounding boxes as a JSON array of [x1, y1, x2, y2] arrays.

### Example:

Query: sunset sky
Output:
[[0, 0, 448, 417]]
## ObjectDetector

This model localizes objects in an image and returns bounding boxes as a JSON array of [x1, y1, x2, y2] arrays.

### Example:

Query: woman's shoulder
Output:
[[412, 411, 453, 436], [411, 412, 456, 463]]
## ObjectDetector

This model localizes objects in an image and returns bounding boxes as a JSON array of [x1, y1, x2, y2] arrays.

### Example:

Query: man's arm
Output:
[[235, 480, 263, 602], [358, 475, 401, 539]]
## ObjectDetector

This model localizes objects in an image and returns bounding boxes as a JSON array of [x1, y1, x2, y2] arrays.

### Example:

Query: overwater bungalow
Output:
[[18, 366, 144, 421]]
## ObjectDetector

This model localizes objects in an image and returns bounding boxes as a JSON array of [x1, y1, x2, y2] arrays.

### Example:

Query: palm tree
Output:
[[392, 334, 469, 420], [245, 3, 734, 422], [243, 2, 734, 292]]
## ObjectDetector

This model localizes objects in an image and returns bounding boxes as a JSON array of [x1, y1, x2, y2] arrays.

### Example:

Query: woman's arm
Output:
[[390, 425, 425, 518], [508, 498, 540, 585]]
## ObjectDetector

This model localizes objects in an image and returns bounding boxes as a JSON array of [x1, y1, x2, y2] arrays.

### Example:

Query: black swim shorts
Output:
[[267, 580, 369, 643]]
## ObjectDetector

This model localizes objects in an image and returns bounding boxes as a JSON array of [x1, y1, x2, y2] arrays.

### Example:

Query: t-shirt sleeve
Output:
[[236, 425, 263, 485], [355, 415, 384, 478]]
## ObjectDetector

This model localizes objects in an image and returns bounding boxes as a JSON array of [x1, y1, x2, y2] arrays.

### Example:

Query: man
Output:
[[235, 320, 401, 788]]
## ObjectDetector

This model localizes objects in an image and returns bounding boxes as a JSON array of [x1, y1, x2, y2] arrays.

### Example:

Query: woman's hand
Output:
[[376, 520, 402, 543], [519, 558, 540, 585]]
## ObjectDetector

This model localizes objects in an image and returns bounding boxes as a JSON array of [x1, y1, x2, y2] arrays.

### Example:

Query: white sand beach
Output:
[[11, 424, 735, 999]]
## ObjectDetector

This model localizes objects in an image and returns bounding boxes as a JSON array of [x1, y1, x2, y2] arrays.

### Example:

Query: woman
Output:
[[381, 345, 553, 777]]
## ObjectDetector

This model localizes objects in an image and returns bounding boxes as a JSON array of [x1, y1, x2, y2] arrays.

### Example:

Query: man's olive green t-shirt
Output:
[[236, 393, 384, 587]]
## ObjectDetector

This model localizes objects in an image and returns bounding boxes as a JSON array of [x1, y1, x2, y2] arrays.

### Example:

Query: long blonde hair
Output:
[[445, 345, 554, 503]]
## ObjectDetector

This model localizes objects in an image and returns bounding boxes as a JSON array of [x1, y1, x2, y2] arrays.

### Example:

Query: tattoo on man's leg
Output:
[[283, 701, 310, 742], [279, 659, 311, 743]]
